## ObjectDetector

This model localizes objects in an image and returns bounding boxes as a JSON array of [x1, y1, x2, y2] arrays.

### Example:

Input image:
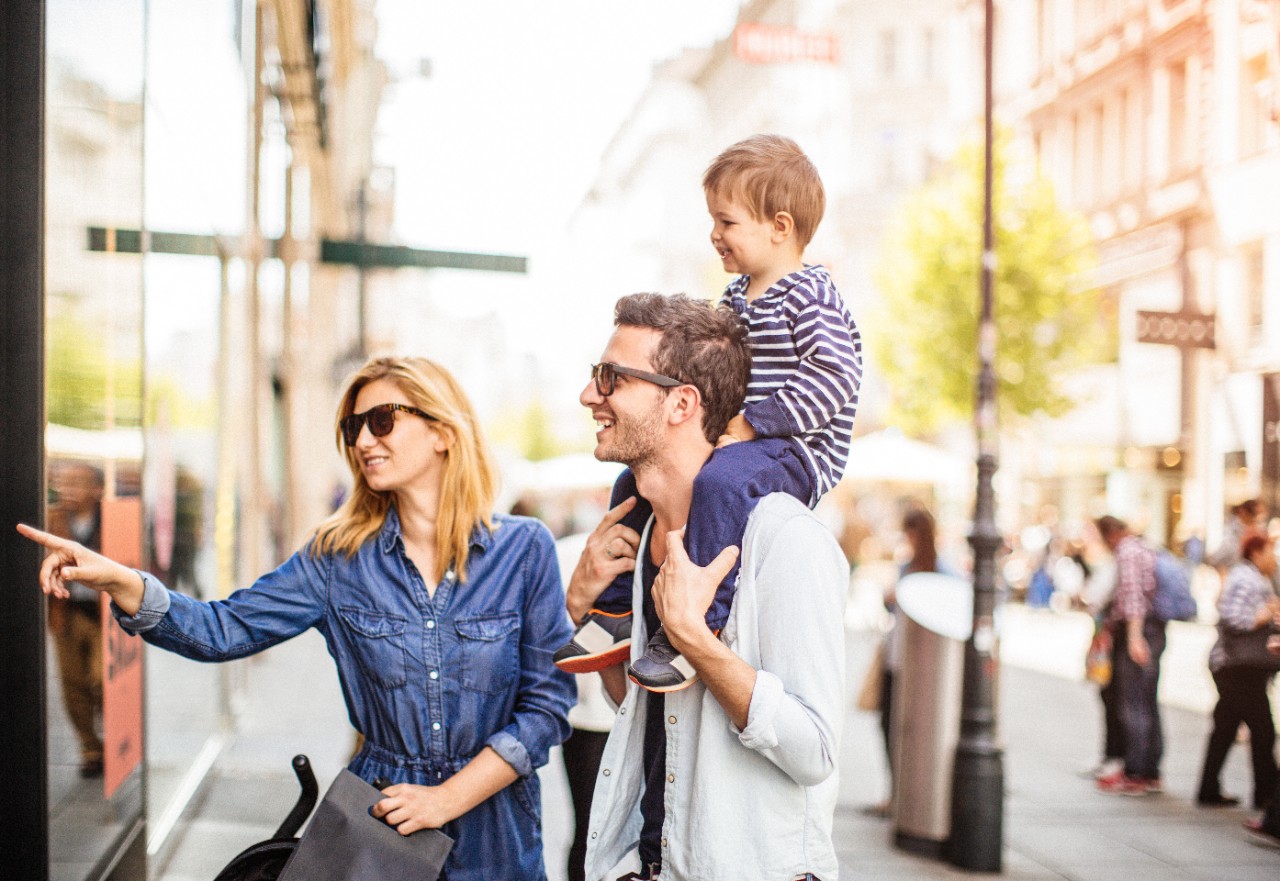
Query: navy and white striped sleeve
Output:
[[743, 288, 863, 438]]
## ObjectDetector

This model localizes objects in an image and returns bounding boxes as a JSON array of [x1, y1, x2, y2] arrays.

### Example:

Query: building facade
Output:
[[2, 1, 386, 878], [1014, 0, 1280, 550]]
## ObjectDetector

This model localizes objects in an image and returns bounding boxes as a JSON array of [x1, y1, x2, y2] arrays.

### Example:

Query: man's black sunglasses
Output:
[[591, 362, 684, 397], [340, 403, 433, 446]]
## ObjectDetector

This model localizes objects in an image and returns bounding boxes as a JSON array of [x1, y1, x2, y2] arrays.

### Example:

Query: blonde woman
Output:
[[20, 357, 575, 881]]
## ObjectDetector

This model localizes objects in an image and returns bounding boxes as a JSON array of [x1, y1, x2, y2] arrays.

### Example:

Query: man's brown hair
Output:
[[702, 134, 826, 249], [614, 293, 750, 444]]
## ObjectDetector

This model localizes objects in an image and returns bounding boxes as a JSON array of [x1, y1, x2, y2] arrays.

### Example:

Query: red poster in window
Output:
[[100, 496, 144, 798]]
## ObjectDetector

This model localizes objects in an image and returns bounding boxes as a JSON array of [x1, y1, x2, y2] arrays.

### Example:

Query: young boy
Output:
[[555, 134, 862, 691]]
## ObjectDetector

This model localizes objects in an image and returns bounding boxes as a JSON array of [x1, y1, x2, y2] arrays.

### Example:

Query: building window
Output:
[[880, 29, 897, 79], [1120, 86, 1139, 190], [1071, 111, 1085, 209], [1036, 0, 1051, 68], [879, 129, 900, 185], [1091, 101, 1106, 205], [1167, 59, 1189, 171], [1243, 241, 1265, 344], [1240, 55, 1276, 158], [923, 27, 936, 81], [1098, 288, 1121, 364], [1099, 98, 1117, 200]]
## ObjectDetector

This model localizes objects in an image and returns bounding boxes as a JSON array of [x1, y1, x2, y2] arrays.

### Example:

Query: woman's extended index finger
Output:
[[16, 522, 70, 550]]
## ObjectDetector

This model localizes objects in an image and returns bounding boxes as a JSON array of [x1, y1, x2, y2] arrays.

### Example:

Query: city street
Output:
[[144, 593, 1280, 881]]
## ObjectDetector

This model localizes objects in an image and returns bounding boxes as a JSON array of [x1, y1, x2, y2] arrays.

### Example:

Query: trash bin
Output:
[[890, 571, 973, 857]]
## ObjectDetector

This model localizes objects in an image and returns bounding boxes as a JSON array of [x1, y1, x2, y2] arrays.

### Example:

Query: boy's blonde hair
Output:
[[311, 356, 497, 584], [702, 134, 825, 250]]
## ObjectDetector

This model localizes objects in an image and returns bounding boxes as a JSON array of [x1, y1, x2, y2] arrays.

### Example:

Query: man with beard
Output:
[[564, 293, 847, 881]]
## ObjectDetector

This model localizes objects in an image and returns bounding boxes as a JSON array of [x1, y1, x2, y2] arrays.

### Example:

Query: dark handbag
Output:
[[1217, 624, 1280, 672], [277, 770, 454, 881]]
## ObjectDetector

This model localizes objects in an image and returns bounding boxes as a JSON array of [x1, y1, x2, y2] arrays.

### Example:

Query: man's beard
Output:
[[596, 395, 665, 470]]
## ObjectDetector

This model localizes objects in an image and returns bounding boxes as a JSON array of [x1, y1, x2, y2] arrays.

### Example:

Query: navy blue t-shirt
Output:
[[638, 550, 665, 871]]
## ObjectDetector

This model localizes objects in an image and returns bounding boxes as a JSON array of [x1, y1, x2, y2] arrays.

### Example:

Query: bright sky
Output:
[[374, 0, 743, 255]]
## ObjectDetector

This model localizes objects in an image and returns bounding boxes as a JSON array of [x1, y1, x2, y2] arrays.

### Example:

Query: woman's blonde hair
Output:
[[310, 356, 498, 583]]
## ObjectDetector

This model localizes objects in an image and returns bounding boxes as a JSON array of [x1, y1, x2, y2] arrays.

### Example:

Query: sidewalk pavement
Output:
[[151, 609, 1280, 881]]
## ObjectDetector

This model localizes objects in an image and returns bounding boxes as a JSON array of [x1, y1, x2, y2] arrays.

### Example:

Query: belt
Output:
[[357, 740, 474, 780]]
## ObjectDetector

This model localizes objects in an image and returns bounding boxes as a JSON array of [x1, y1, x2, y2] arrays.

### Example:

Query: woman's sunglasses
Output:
[[340, 403, 433, 446]]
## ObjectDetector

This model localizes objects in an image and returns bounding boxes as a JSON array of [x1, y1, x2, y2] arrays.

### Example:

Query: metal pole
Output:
[[948, 0, 1004, 870], [0, 2, 49, 877]]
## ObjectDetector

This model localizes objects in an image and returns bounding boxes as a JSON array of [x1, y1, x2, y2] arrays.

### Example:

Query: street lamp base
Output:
[[948, 740, 1004, 871]]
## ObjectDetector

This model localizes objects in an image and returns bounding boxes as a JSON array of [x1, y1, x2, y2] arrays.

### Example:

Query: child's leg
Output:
[[687, 438, 814, 632], [554, 468, 651, 674], [626, 439, 814, 691], [588, 467, 652, 616]]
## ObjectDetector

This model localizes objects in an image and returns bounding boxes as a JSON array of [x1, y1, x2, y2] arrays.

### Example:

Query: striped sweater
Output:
[[720, 265, 862, 500]]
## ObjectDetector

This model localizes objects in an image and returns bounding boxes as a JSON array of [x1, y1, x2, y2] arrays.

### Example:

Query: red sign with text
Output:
[[733, 22, 840, 65], [100, 497, 144, 798]]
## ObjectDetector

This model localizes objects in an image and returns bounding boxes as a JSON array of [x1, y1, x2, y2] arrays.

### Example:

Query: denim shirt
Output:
[[585, 495, 847, 881], [117, 508, 575, 881]]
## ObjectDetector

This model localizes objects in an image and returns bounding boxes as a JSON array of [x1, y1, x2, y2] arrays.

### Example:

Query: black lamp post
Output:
[[948, 0, 1004, 871]]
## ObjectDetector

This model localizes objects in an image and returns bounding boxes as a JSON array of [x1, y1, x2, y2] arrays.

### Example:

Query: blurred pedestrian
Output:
[[1196, 530, 1280, 809], [1094, 515, 1166, 796], [21, 356, 576, 881], [1078, 551, 1125, 782], [46, 461, 105, 778], [870, 506, 959, 816], [1208, 499, 1265, 574]]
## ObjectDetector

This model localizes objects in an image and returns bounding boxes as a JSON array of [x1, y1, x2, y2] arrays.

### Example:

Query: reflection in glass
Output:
[[46, 0, 146, 877], [46, 462, 106, 782]]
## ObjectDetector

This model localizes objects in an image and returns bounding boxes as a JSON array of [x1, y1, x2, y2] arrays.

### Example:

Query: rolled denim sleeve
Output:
[[485, 729, 532, 778], [111, 571, 172, 633], [736, 509, 846, 787], [487, 523, 575, 776]]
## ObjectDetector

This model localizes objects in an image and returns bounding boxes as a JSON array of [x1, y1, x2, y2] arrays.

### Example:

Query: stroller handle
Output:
[[272, 754, 319, 839]]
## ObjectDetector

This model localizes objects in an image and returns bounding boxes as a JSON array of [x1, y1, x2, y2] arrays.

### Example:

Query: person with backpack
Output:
[[1196, 530, 1280, 810], [1094, 515, 1167, 796]]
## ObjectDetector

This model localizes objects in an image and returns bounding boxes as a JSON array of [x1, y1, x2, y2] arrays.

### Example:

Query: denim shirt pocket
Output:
[[338, 606, 409, 689], [454, 612, 520, 694]]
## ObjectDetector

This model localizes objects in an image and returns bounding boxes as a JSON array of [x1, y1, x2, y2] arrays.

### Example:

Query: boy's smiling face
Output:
[[705, 189, 778, 279]]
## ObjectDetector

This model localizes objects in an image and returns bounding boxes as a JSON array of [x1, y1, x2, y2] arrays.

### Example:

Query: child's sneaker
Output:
[[627, 626, 699, 692], [553, 611, 632, 673]]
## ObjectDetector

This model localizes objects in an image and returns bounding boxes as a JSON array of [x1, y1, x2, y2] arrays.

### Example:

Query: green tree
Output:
[[46, 304, 143, 430], [872, 132, 1101, 435], [490, 399, 568, 462]]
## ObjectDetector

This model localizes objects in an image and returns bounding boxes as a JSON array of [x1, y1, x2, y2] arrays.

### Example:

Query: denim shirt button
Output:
[[429, 671, 438, 680], [426, 619, 436, 629], [432, 722, 441, 731]]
